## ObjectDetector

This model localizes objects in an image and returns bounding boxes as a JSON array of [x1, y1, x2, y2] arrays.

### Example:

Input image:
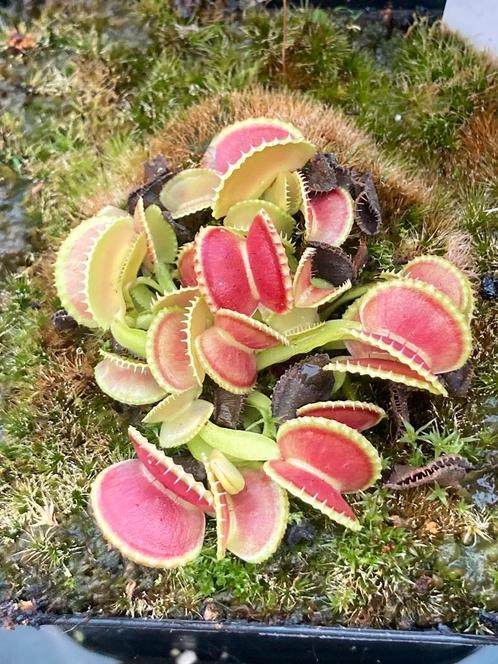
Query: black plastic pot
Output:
[[3, 616, 496, 664], [277, 1, 446, 11]]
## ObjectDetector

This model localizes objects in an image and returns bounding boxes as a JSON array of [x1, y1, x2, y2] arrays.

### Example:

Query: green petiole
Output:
[[256, 320, 361, 370], [320, 283, 373, 319]]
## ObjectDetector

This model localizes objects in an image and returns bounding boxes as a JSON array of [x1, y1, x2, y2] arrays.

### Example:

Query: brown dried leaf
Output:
[[7, 29, 37, 52], [351, 236, 369, 275], [30, 181, 44, 196], [125, 579, 137, 601], [389, 381, 410, 437], [423, 521, 440, 535], [389, 514, 411, 529], [201, 600, 222, 621], [18, 600, 35, 613], [384, 455, 473, 491], [212, 386, 245, 429]]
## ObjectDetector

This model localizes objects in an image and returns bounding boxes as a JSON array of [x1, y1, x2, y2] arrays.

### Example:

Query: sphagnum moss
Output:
[[1, 1, 497, 631]]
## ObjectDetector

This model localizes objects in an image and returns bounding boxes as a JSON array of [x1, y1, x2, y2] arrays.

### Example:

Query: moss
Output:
[[358, 20, 498, 168], [0, 277, 47, 390], [1, 0, 497, 632]]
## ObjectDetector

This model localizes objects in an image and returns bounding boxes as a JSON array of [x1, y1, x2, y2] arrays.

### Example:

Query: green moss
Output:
[[358, 20, 497, 166], [0, 277, 46, 389], [397, 421, 482, 467]]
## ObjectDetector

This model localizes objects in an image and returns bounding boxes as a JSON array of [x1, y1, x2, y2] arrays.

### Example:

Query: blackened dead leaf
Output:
[[51, 309, 78, 332], [335, 165, 360, 195], [384, 455, 473, 490], [480, 274, 498, 300], [165, 208, 212, 246], [389, 381, 410, 434], [127, 171, 172, 215], [301, 153, 337, 193], [354, 173, 382, 235], [311, 154, 361, 197], [168, 218, 195, 245], [349, 170, 368, 199], [143, 155, 170, 182], [171, 452, 206, 483], [212, 386, 245, 429], [286, 521, 316, 547], [480, 611, 498, 633], [110, 337, 129, 356], [413, 575, 434, 596], [158, 205, 191, 248], [308, 242, 355, 287], [272, 354, 334, 423], [439, 360, 474, 398], [171, 208, 212, 244], [127, 155, 203, 246]]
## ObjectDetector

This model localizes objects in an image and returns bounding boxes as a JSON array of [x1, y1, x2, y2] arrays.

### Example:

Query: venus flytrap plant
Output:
[[1, 5, 493, 627], [54, 117, 474, 569]]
